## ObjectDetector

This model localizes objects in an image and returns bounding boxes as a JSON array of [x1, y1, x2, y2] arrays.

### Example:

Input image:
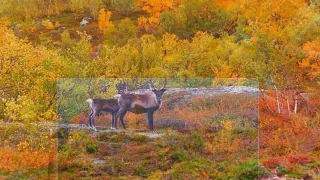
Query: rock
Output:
[[80, 17, 91, 27], [10, 24, 20, 31], [93, 158, 106, 164], [58, 26, 66, 32], [136, 132, 164, 138]]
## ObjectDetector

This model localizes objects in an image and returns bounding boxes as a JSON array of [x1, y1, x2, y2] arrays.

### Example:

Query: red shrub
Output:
[[287, 154, 312, 165], [262, 158, 281, 168]]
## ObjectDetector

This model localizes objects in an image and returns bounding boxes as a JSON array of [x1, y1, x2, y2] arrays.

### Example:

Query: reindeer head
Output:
[[149, 79, 167, 105], [152, 89, 166, 104], [116, 81, 128, 94]]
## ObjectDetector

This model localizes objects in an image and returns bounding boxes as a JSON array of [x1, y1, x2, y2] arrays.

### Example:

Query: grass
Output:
[[51, 121, 258, 179]]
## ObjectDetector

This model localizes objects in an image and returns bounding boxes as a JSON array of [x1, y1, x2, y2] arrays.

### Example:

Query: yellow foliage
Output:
[[301, 41, 320, 79], [138, 0, 178, 17], [162, 33, 179, 50], [205, 120, 237, 154], [39, 109, 57, 122], [0, 17, 10, 32], [213, 62, 238, 78], [42, 19, 55, 30], [137, 16, 159, 33], [0, 27, 66, 122], [4, 96, 38, 122], [55, 21, 60, 28], [137, 0, 181, 33], [222, 120, 233, 131], [41, 19, 60, 30], [214, 0, 247, 12]]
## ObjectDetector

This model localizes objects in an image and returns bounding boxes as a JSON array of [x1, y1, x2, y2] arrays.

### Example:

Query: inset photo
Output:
[[56, 78, 259, 179]]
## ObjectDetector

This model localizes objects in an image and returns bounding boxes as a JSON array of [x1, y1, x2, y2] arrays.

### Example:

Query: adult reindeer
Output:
[[116, 79, 167, 132], [86, 82, 128, 131]]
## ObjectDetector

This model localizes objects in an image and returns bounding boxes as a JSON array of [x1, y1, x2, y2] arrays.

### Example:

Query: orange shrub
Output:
[[0, 146, 56, 172]]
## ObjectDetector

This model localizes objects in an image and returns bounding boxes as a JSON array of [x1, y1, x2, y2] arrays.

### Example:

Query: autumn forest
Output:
[[0, 0, 320, 179]]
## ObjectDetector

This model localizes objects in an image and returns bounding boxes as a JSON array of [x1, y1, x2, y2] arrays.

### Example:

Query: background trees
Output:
[[0, 28, 66, 122], [0, 0, 318, 119], [104, 17, 137, 46], [0, 0, 317, 147]]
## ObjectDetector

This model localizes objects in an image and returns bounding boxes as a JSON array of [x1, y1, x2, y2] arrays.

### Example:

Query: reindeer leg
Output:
[[115, 109, 125, 129], [88, 109, 94, 129], [115, 110, 121, 130], [148, 110, 155, 133], [111, 114, 116, 130], [114, 113, 118, 129], [92, 111, 98, 132], [119, 111, 127, 130]]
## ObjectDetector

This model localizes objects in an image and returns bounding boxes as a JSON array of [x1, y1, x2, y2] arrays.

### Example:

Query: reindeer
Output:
[[86, 82, 128, 131], [116, 80, 167, 132]]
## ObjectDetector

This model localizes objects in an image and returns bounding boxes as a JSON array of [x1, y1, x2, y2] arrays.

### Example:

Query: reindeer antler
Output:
[[148, 79, 155, 90], [162, 78, 167, 89], [124, 80, 129, 92], [88, 91, 93, 98]]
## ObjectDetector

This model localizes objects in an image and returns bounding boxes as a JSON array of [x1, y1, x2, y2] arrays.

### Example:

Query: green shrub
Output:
[[172, 150, 186, 162], [134, 164, 147, 177], [98, 131, 120, 141], [168, 158, 215, 179], [277, 165, 303, 178], [130, 134, 149, 143], [86, 142, 99, 153], [183, 131, 205, 152], [231, 160, 268, 180], [110, 133, 131, 143]]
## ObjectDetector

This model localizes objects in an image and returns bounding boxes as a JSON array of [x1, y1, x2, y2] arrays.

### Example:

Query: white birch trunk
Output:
[[294, 81, 300, 114], [294, 94, 298, 114], [274, 83, 281, 114], [286, 91, 291, 115]]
